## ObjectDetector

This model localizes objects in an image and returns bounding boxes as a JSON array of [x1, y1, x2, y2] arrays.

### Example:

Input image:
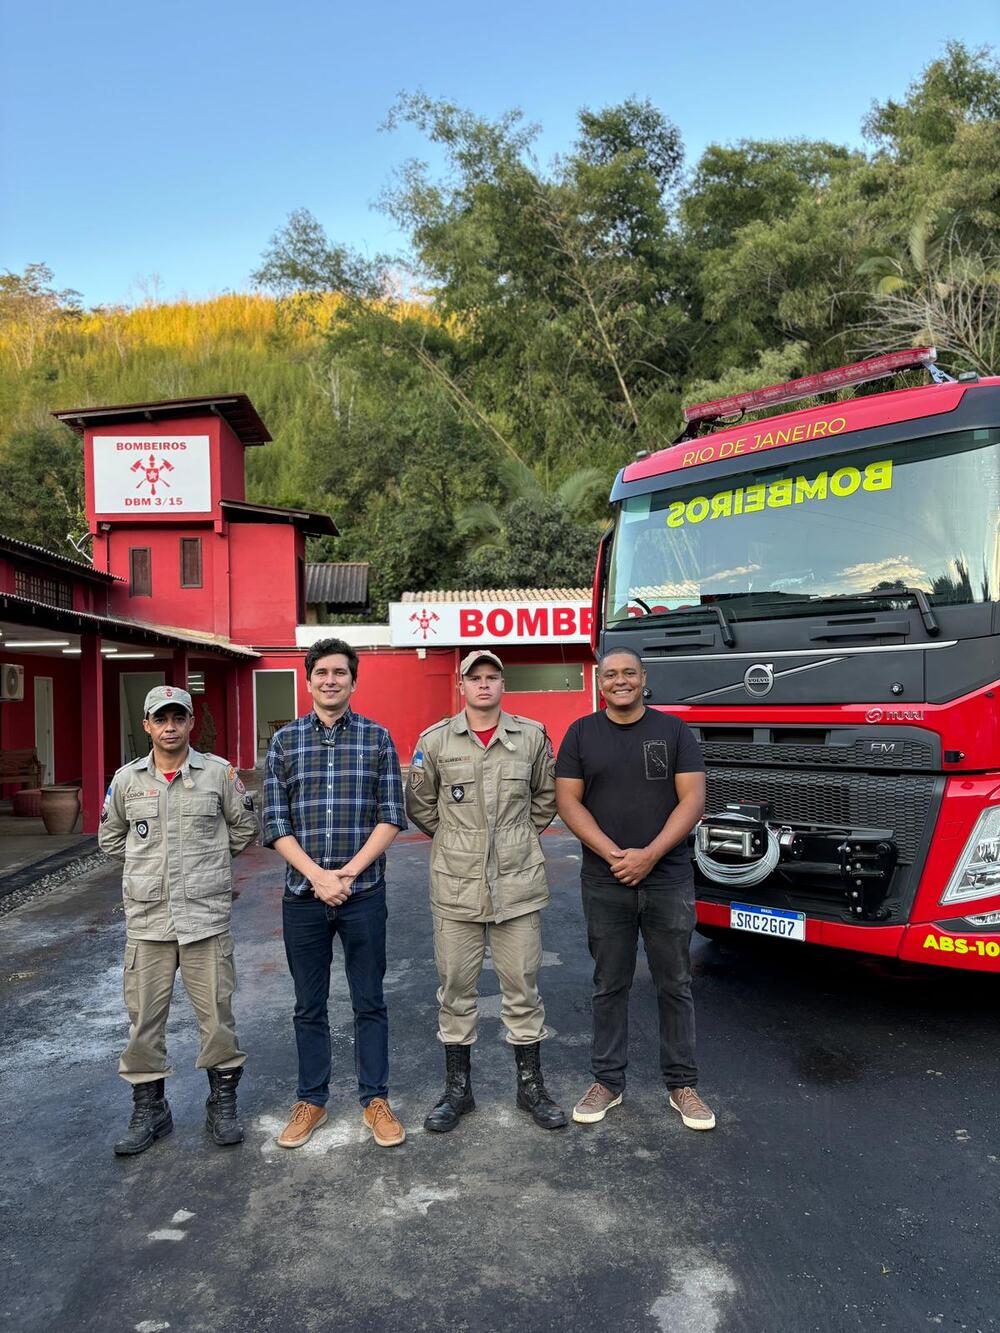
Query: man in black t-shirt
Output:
[[555, 647, 715, 1130]]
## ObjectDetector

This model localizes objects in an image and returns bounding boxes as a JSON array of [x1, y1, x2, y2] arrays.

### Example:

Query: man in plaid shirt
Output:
[[263, 637, 408, 1148]]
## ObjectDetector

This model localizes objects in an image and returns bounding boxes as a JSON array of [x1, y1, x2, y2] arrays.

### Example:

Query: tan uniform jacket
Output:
[[98, 748, 258, 945], [405, 710, 556, 923]]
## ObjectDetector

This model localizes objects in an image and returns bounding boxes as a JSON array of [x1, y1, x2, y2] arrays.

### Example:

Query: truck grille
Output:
[[702, 738, 935, 770], [704, 766, 938, 864]]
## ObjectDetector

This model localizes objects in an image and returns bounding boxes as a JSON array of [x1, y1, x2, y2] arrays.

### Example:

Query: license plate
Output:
[[730, 902, 805, 941]]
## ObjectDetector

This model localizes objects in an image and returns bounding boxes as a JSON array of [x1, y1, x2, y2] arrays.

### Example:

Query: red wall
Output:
[[228, 525, 302, 645], [0, 654, 82, 792], [105, 523, 219, 631], [218, 420, 249, 503]]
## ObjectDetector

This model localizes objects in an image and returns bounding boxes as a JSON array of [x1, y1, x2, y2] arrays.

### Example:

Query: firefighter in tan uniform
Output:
[[99, 686, 258, 1156], [406, 650, 566, 1132]]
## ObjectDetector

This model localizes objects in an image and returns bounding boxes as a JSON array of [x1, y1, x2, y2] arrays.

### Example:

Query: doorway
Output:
[[120, 671, 166, 764], [34, 676, 54, 784], [253, 670, 297, 761]]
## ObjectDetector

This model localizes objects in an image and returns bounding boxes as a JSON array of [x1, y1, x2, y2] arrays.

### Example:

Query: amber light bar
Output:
[[683, 348, 939, 424]]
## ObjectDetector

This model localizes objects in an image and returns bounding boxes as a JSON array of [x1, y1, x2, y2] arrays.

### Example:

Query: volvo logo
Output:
[[744, 663, 774, 697]]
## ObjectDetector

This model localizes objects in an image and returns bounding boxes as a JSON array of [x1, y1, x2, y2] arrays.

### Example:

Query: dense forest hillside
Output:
[[2, 43, 997, 615]]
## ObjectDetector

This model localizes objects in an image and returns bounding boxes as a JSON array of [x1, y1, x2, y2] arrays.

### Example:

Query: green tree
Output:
[[460, 494, 601, 589], [0, 426, 85, 556]]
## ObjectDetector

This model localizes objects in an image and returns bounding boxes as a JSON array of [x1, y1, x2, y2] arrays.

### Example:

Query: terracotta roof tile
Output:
[[401, 588, 589, 603]]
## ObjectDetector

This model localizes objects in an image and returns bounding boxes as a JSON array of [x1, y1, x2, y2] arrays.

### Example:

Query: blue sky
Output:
[[2, 0, 996, 308]]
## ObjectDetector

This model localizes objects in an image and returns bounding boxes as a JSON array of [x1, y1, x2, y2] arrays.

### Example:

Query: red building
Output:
[[0, 394, 597, 837]]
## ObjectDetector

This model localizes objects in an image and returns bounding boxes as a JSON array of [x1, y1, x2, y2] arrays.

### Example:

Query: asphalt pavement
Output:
[[1, 827, 997, 1333]]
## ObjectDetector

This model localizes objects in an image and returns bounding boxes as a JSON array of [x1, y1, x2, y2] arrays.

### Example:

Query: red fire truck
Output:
[[593, 349, 1000, 971]]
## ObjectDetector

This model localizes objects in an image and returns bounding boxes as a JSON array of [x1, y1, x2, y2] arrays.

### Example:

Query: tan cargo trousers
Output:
[[119, 933, 246, 1084], [432, 911, 547, 1046]]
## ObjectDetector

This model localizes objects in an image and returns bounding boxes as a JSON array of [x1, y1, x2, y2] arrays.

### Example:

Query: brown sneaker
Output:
[[363, 1097, 406, 1147], [572, 1082, 623, 1124], [276, 1101, 328, 1148], [669, 1086, 716, 1130]]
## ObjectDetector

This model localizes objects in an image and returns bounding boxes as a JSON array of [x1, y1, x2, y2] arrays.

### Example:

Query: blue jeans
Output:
[[282, 886, 389, 1108], [582, 875, 698, 1094]]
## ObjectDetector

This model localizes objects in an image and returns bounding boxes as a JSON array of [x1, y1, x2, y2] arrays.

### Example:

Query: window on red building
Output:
[[14, 569, 73, 609], [179, 538, 202, 588], [129, 547, 152, 597]]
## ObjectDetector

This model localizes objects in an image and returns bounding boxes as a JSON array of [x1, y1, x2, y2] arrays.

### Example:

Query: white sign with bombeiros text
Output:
[[389, 599, 593, 646], [92, 435, 212, 514]]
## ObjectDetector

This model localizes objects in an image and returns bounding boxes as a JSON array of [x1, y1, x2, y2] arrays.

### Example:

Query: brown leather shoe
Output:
[[669, 1086, 716, 1130], [363, 1097, 406, 1147], [277, 1100, 328, 1148], [572, 1082, 623, 1123]]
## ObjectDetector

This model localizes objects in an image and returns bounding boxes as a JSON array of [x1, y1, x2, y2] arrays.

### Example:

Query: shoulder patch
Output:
[[411, 749, 424, 770]]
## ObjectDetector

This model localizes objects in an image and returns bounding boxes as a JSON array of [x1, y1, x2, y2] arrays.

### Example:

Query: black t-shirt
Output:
[[555, 708, 705, 886]]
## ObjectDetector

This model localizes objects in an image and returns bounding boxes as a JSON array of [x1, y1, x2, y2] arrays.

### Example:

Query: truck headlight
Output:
[[941, 807, 1000, 904]]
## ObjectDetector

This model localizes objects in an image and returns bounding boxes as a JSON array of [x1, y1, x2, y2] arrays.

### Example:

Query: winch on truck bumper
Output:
[[695, 801, 898, 920]]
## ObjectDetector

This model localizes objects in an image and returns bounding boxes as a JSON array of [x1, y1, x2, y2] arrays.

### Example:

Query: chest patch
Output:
[[135, 820, 149, 839], [643, 740, 670, 781], [450, 784, 466, 803]]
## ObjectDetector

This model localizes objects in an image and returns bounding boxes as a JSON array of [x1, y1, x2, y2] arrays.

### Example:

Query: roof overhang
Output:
[[0, 593, 257, 659], [0, 534, 122, 585], [221, 499, 338, 537], [52, 394, 272, 446]]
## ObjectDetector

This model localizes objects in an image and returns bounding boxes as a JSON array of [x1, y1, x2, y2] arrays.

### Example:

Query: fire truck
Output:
[[593, 349, 1000, 971]]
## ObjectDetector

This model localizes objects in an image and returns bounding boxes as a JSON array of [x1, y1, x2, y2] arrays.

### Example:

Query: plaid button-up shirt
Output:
[[262, 708, 407, 895]]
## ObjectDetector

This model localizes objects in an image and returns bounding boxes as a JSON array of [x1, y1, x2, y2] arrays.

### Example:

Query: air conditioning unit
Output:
[[0, 663, 25, 702]]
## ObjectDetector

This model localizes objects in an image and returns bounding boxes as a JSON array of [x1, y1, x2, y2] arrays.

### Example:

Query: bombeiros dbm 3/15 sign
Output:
[[92, 435, 212, 513], [389, 599, 593, 646]]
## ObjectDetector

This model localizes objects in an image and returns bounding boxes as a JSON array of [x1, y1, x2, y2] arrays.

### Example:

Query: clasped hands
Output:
[[608, 846, 657, 887], [310, 865, 357, 905]]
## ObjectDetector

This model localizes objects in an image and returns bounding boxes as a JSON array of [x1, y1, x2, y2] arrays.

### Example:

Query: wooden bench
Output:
[[0, 748, 43, 789]]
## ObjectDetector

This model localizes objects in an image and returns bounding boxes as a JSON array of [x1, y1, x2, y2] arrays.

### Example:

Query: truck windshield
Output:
[[606, 428, 1000, 627]]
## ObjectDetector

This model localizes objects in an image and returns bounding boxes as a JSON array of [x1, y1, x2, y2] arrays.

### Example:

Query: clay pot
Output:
[[40, 785, 81, 835]]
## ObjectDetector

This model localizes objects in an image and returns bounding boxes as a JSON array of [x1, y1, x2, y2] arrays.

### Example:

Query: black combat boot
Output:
[[423, 1044, 475, 1133], [514, 1042, 567, 1129], [205, 1067, 245, 1146], [113, 1079, 173, 1156]]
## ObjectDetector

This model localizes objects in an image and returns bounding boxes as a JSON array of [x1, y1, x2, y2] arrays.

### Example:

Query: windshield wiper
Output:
[[824, 587, 940, 636], [628, 600, 735, 647]]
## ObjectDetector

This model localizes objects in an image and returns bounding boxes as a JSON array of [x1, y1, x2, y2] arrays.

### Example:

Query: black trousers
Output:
[[581, 875, 698, 1094]]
